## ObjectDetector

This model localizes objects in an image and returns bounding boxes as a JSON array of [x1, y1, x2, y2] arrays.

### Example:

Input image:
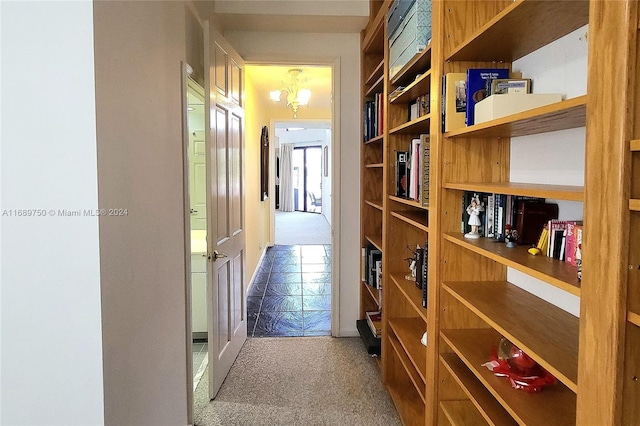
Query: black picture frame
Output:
[[260, 126, 269, 201]]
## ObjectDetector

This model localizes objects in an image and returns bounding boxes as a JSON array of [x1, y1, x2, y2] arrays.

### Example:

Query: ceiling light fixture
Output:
[[269, 68, 311, 119]]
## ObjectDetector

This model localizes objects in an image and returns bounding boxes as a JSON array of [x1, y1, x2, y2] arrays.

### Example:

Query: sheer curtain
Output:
[[279, 144, 294, 212]]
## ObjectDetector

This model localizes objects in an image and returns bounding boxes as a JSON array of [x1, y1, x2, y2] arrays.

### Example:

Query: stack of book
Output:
[[395, 134, 430, 206], [363, 92, 383, 142]]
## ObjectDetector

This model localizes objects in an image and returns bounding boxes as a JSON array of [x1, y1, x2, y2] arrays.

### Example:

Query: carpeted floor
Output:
[[275, 211, 331, 245], [193, 337, 400, 426]]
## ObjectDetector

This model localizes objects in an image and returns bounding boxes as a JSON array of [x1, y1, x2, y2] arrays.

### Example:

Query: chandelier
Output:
[[270, 69, 312, 118]]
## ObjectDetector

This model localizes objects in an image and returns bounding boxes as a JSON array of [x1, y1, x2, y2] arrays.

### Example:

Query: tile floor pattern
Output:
[[247, 244, 331, 337]]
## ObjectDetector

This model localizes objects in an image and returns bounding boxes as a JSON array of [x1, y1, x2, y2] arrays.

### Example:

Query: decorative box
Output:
[[474, 93, 563, 124], [388, 0, 432, 79]]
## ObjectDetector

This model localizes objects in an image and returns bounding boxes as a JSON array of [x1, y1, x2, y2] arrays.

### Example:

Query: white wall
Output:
[[0, 2, 105, 424], [508, 25, 589, 317], [226, 31, 361, 336]]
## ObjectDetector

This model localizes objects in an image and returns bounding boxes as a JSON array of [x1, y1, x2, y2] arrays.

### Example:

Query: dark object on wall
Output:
[[260, 126, 269, 201]]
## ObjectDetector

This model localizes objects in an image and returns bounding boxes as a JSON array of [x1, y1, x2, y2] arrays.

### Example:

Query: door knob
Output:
[[190, 209, 198, 214], [209, 250, 228, 261]]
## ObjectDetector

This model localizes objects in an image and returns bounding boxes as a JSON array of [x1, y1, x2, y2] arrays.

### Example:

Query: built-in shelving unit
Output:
[[358, 0, 639, 424]]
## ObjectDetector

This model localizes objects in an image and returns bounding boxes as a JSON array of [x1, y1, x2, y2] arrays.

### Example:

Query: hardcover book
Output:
[[420, 134, 430, 206], [515, 201, 558, 245], [465, 68, 509, 126], [396, 151, 409, 197], [442, 72, 467, 132]]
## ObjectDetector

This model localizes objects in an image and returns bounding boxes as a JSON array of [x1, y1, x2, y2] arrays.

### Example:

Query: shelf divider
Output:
[[442, 182, 583, 202]]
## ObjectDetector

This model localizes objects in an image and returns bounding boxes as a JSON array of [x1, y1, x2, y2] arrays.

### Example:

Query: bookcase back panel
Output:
[[437, 359, 472, 401], [442, 138, 510, 184], [442, 0, 511, 58], [363, 169, 384, 202], [387, 216, 428, 274], [441, 190, 467, 234], [363, 205, 383, 235], [629, 213, 640, 316]]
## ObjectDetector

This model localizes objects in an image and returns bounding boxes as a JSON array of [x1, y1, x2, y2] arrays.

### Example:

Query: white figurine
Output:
[[464, 194, 484, 239]]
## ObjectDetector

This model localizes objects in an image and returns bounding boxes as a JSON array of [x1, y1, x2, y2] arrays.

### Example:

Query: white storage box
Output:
[[388, 0, 432, 79], [474, 93, 563, 124]]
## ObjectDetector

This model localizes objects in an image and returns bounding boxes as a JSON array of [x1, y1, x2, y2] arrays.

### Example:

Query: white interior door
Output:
[[205, 23, 247, 399]]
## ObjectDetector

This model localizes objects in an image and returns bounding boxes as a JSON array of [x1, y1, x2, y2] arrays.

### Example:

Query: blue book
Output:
[[465, 68, 509, 126]]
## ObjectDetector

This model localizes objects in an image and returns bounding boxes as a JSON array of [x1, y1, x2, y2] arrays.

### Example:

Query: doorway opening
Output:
[[293, 145, 323, 213]]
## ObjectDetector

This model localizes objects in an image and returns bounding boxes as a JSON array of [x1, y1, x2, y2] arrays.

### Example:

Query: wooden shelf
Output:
[[442, 182, 584, 202], [440, 400, 490, 426], [365, 234, 382, 251], [388, 317, 427, 382], [362, 280, 381, 307], [364, 199, 383, 210], [444, 96, 587, 139], [629, 310, 640, 327], [390, 44, 432, 87], [388, 376, 426, 426], [362, 6, 385, 54], [443, 281, 579, 391], [391, 210, 429, 232], [389, 195, 428, 209], [364, 134, 383, 145], [390, 70, 431, 105], [365, 74, 384, 97], [630, 199, 640, 211], [440, 354, 516, 426], [441, 329, 577, 426], [443, 233, 581, 296], [388, 327, 426, 403], [389, 114, 431, 135], [390, 273, 428, 322], [365, 162, 384, 168], [446, 0, 589, 62], [630, 139, 640, 151], [365, 59, 384, 87]]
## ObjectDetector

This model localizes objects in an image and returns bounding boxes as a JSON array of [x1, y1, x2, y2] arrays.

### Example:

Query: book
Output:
[[575, 225, 583, 281], [547, 220, 581, 259], [420, 134, 430, 206], [366, 311, 382, 338], [442, 72, 467, 132], [396, 151, 409, 197], [515, 201, 558, 245], [565, 222, 579, 266], [465, 68, 509, 126], [408, 139, 421, 201], [421, 242, 428, 308], [368, 248, 382, 287], [486, 194, 495, 238], [415, 246, 424, 290], [490, 78, 532, 95]]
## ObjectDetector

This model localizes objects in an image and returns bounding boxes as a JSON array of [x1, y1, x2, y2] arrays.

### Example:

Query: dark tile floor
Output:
[[247, 244, 332, 337]]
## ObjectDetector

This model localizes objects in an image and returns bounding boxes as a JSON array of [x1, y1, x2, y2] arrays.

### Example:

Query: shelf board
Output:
[[443, 233, 581, 296], [365, 59, 384, 88], [390, 70, 432, 105], [362, 280, 381, 307], [443, 182, 584, 202], [443, 281, 579, 391], [362, 7, 385, 54], [365, 162, 384, 168], [388, 326, 426, 403], [630, 139, 640, 151], [440, 354, 516, 426], [390, 273, 428, 322], [629, 310, 640, 327], [388, 317, 427, 382], [365, 234, 382, 251], [441, 329, 577, 426], [390, 44, 432, 87], [391, 210, 429, 232], [365, 74, 384, 98], [389, 113, 431, 135], [364, 199, 383, 211], [364, 134, 383, 145], [440, 400, 492, 426], [446, 0, 589, 62], [630, 199, 640, 211], [389, 195, 428, 209], [445, 96, 586, 139], [387, 377, 426, 426]]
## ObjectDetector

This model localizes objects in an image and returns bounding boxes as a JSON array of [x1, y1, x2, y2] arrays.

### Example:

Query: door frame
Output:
[[292, 144, 323, 213]]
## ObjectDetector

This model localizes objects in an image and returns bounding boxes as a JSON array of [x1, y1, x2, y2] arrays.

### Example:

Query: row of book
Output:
[[364, 92, 384, 142], [442, 68, 531, 132], [408, 93, 430, 121], [543, 220, 583, 265], [395, 134, 430, 205], [362, 244, 382, 289], [412, 244, 428, 309]]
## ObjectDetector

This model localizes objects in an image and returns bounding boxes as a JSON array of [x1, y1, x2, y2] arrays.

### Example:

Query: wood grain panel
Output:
[[443, 182, 583, 202], [438, 285, 489, 332], [391, 210, 429, 232], [215, 107, 229, 244], [390, 45, 432, 87], [389, 114, 431, 135], [440, 355, 517, 426], [389, 317, 427, 381], [628, 212, 640, 324], [578, 1, 636, 424], [442, 138, 510, 186], [440, 238, 505, 283], [630, 139, 640, 151], [387, 215, 428, 275], [214, 42, 227, 97], [230, 114, 242, 236], [622, 323, 640, 425], [365, 60, 384, 88], [390, 273, 428, 322], [443, 281, 579, 390], [440, 400, 488, 426], [365, 74, 384, 98], [389, 195, 429, 210], [444, 233, 581, 296], [390, 71, 431, 105], [630, 199, 640, 211], [445, 96, 586, 139], [387, 350, 427, 426], [447, 0, 589, 62], [388, 331, 426, 403], [442, 329, 577, 426]]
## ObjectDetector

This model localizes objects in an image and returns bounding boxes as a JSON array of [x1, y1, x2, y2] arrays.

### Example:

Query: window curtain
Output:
[[279, 144, 294, 212]]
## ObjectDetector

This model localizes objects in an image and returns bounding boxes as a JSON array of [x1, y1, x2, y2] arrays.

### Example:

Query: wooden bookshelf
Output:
[[439, 400, 488, 426], [388, 317, 427, 381], [390, 273, 427, 322], [364, 199, 383, 211], [442, 182, 584, 202], [390, 210, 428, 232], [630, 199, 640, 211], [629, 311, 640, 327], [389, 113, 431, 135], [390, 70, 432, 105], [388, 331, 426, 403]]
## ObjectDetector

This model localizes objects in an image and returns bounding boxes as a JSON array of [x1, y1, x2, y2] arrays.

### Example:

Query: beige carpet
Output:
[[193, 337, 400, 426], [275, 211, 331, 245]]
